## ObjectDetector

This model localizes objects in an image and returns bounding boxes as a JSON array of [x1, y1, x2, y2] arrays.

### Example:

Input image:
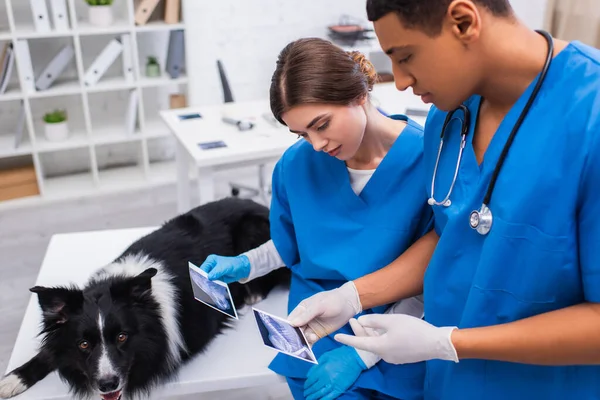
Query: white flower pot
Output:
[[88, 5, 113, 27], [44, 121, 69, 142]]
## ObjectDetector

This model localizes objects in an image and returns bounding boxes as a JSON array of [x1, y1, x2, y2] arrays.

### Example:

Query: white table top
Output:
[[159, 83, 430, 168], [6, 227, 289, 399]]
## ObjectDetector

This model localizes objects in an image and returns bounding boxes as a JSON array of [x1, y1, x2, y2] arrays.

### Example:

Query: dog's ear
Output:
[[111, 268, 157, 301], [30, 286, 84, 325]]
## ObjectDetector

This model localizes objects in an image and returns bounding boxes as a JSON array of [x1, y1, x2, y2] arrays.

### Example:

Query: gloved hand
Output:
[[199, 254, 251, 284], [303, 346, 367, 400], [334, 314, 459, 365], [288, 281, 362, 344]]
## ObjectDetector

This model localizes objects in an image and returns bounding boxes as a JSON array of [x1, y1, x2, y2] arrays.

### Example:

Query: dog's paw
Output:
[[245, 293, 265, 305], [0, 373, 28, 399]]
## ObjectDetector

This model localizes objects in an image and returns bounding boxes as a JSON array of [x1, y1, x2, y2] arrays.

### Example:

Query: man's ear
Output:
[[29, 286, 84, 325], [110, 268, 157, 301], [447, 0, 481, 42]]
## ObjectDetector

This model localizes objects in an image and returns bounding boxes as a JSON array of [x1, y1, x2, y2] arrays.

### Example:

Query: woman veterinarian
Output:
[[287, 1, 600, 399], [201, 37, 433, 400]]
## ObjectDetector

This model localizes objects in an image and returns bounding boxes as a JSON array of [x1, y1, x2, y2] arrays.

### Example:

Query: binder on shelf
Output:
[[14, 101, 26, 149], [29, 0, 52, 33], [166, 30, 185, 79], [83, 38, 123, 86], [49, 0, 70, 32], [35, 44, 75, 91], [134, 0, 161, 25], [164, 0, 181, 24], [0, 43, 15, 95], [14, 40, 36, 93], [125, 89, 139, 135], [121, 34, 135, 83]]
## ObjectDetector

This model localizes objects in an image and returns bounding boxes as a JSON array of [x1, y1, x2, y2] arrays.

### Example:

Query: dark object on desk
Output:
[[328, 24, 374, 47], [217, 60, 234, 103], [178, 112, 202, 121], [222, 116, 254, 131], [198, 140, 227, 150]]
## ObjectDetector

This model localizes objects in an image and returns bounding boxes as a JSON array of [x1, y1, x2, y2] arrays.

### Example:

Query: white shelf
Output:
[[77, 21, 131, 36], [43, 172, 95, 200], [0, 134, 31, 157], [29, 80, 82, 98], [0, 0, 189, 207], [0, 88, 24, 102], [14, 25, 74, 39], [98, 164, 145, 191], [148, 160, 176, 184], [144, 119, 170, 138], [85, 77, 136, 93], [135, 22, 185, 32], [91, 124, 141, 145], [35, 130, 89, 153], [138, 74, 188, 88]]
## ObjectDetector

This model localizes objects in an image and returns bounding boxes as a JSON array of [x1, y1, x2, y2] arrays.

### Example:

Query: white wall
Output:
[[5, 0, 550, 178], [509, 0, 549, 30], [183, 0, 370, 106]]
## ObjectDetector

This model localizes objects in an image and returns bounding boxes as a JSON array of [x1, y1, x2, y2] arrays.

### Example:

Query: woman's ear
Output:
[[356, 94, 368, 107]]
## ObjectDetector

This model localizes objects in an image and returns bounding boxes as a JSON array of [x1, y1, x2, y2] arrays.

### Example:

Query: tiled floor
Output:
[[0, 165, 293, 399]]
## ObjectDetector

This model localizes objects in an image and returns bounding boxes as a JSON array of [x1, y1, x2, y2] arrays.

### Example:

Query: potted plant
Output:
[[146, 56, 161, 77], [85, 0, 114, 27], [43, 109, 69, 142]]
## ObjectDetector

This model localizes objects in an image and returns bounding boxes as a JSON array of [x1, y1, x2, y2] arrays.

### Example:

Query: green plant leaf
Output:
[[43, 109, 67, 124]]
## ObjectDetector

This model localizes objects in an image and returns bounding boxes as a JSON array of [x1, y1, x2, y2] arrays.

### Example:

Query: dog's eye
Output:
[[117, 333, 128, 343], [78, 340, 90, 350]]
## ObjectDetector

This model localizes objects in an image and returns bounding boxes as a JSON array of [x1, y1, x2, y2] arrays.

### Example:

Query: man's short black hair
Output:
[[366, 0, 513, 35]]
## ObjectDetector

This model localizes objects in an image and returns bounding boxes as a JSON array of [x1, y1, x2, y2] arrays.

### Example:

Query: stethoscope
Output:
[[427, 30, 555, 236]]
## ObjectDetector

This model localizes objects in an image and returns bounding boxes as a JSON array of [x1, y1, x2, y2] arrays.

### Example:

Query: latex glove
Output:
[[288, 282, 362, 344], [303, 346, 366, 400], [334, 314, 459, 365], [199, 254, 250, 284]]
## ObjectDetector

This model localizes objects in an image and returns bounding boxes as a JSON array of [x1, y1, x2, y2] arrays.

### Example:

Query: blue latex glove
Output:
[[303, 345, 367, 400], [199, 254, 251, 284]]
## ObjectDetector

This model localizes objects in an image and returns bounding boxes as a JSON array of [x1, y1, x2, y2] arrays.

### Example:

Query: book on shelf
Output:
[[0, 42, 15, 95], [164, 0, 181, 24], [13, 101, 26, 149], [166, 30, 185, 79]]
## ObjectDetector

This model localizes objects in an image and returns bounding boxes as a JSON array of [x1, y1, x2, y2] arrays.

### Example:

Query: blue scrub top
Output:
[[269, 115, 433, 400], [422, 40, 600, 399]]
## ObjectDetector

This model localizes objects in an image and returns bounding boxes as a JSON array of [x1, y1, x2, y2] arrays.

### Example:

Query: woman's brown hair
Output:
[[270, 37, 378, 125]]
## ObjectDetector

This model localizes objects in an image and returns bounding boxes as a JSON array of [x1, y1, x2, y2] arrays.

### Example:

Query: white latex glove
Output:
[[288, 281, 362, 345], [348, 318, 382, 368], [334, 314, 459, 365]]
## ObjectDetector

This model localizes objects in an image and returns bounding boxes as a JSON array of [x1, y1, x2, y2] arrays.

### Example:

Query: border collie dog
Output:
[[0, 198, 290, 400]]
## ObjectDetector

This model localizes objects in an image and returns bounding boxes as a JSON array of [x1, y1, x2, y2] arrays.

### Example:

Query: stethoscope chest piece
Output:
[[469, 204, 492, 235]]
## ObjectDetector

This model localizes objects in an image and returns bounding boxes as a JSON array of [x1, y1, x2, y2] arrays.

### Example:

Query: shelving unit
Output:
[[0, 0, 188, 207]]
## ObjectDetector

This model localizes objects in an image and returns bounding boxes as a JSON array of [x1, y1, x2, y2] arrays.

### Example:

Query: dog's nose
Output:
[[98, 376, 120, 393]]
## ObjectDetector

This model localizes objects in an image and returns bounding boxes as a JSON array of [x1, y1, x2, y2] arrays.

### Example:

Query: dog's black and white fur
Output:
[[0, 197, 290, 400]]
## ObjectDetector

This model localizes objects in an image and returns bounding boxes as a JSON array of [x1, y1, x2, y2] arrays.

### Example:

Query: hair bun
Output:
[[347, 50, 378, 90]]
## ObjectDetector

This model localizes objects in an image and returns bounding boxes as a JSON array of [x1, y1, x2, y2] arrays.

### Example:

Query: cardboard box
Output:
[[170, 94, 186, 109], [0, 165, 40, 202]]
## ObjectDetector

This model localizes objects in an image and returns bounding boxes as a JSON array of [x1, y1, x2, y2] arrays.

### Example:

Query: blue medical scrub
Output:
[[269, 115, 432, 400], [422, 40, 600, 400]]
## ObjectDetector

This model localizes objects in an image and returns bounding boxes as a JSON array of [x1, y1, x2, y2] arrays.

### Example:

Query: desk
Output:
[[5, 228, 289, 399], [160, 83, 429, 213]]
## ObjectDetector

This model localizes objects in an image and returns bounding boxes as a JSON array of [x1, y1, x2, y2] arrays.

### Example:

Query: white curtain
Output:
[[544, 0, 600, 48]]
